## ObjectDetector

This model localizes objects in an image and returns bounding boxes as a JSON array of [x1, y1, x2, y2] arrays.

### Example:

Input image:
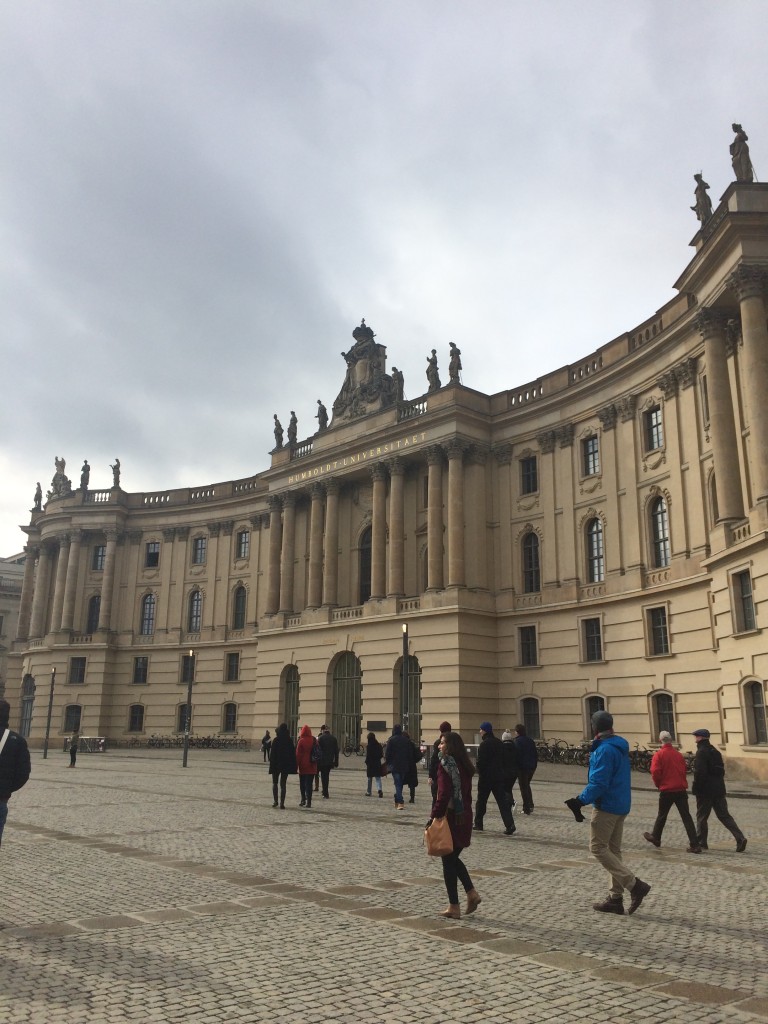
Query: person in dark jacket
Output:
[[261, 730, 272, 763], [317, 725, 339, 799], [428, 731, 480, 919], [268, 723, 297, 809], [500, 730, 519, 811], [385, 724, 412, 809], [365, 732, 385, 797], [69, 728, 80, 768], [513, 723, 538, 814], [403, 730, 421, 804], [0, 699, 31, 847], [473, 722, 515, 835], [692, 728, 747, 852], [428, 720, 452, 801]]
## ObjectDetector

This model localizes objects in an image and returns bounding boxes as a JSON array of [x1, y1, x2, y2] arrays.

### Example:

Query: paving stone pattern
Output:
[[1, 751, 766, 1023]]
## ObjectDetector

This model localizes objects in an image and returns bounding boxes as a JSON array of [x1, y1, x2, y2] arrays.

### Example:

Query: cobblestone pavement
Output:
[[1, 751, 766, 1023]]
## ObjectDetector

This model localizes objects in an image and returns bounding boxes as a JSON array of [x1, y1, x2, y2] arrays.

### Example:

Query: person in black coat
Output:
[[317, 725, 339, 799], [365, 732, 385, 797], [385, 724, 412, 809], [268, 723, 297, 809], [692, 729, 746, 852], [473, 722, 515, 835], [500, 730, 519, 810], [513, 723, 538, 814], [0, 699, 31, 848]]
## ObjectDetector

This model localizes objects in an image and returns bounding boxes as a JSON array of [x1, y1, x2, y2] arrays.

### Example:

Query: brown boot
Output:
[[440, 905, 461, 919], [465, 890, 482, 915], [593, 895, 625, 915]]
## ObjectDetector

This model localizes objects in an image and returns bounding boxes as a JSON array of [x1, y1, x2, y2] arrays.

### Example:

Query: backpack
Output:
[[310, 739, 321, 764]]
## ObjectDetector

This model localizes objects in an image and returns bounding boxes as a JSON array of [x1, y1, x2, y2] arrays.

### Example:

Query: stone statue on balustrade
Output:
[[730, 124, 754, 182], [448, 342, 462, 384], [287, 411, 298, 445], [111, 458, 121, 487], [691, 173, 713, 225], [391, 366, 404, 403], [426, 349, 441, 392], [315, 400, 328, 432], [331, 319, 397, 424], [80, 460, 90, 490], [48, 456, 72, 499], [273, 414, 284, 449], [33, 482, 42, 511]]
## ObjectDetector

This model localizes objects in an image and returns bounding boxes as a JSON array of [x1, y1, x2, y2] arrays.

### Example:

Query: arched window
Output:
[[586, 518, 605, 583], [64, 704, 82, 733], [520, 697, 541, 740], [398, 655, 422, 742], [232, 586, 247, 630], [359, 526, 372, 604], [222, 702, 238, 733], [746, 681, 767, 745], [283, 665, 300, 742], [522, 532, 541, 593], [128, 704, 144, 732], [85, 595, 101, 635], [652, 692, 675, 739], [585, 695, 605, 735], [188, 590, 202, 633], [332, 652, 362, 748], [139, 594, 156, 636], [650, 496, 671, 568]]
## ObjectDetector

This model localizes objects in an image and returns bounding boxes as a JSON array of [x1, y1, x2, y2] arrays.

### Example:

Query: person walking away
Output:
[[643, 731, 701, 853], [385, 724, 412, 809], [428, 731, 480, 919], [403, 729, 421, 803], [501, 730, 519, 811], [565, 710, 651, 915], [317, 725, 339, 799], [0, 699, 31, 848], [268, 723, 297, 809], [692, 728, 747, 852], [473, 722, 515, 835], [365, 732, 385, 797], [69, 728, 80, 768], [513, 723, 538, 814], [296, 725, 318, 808], [261, 730, 272, 764], [428, 721, 452, 801]]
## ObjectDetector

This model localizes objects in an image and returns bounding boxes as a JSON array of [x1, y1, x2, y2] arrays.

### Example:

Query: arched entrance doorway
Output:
[[332, 652, 362, 748]]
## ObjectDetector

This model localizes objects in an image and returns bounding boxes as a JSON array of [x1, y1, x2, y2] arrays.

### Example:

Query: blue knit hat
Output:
[[480, 722, 493, 733]]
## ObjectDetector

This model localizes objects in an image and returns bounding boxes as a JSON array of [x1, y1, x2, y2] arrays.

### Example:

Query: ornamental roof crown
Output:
[[352, 319, 375, 343]]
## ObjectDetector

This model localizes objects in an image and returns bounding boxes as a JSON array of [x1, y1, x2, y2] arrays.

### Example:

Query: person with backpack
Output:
[[296, 725, 319, 808]]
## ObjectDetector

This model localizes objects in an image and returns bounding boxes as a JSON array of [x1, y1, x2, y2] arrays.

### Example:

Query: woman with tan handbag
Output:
[[427, 731, 480, 919]]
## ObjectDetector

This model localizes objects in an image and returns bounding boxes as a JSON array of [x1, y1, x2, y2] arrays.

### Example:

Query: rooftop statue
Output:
[[426, 349, 441, 393], [273, 414, 284, 449], [287, 411, 298, 445], [730, 123, 754, 183], [111, 458, 121, 487], [316, 400, 328, 432], [691, 173, 713, 225], [80, 460, 90, 490], [49, 456, 72, 499], [33, 482, 42, 512], [331, 319, 397, 424], [391, 366, 404, 404], [448, 342, 462, 384]]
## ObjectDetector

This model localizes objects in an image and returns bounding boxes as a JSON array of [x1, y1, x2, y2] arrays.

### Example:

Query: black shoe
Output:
[[408, 796, 415, 803], [643, 832, 661, 848], [378, 791, 383, 798], [322, 794, 329, 799], [593, 897, 624, 915], [736, 837, 747, 853], [300, 799, 306, 807], [504, 827, 516, 836], [279, 804, 285, 809], [628, 878, 651, 915], [698, 841, 708, 850], [473, 824, 483, 832], [272, 802, 278, 808]]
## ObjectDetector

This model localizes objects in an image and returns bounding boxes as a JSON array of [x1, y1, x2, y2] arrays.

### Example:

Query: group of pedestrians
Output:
[[268, 723, 340, 809]]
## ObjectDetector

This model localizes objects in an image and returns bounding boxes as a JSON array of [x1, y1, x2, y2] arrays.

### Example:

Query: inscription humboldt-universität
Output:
[[286, 430, 428, 486]]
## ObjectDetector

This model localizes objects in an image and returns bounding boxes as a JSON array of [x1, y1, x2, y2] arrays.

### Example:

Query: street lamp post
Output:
[[182, 649, 195, 768], [43, 666, 56, 760], [401, 623, 408, 732]]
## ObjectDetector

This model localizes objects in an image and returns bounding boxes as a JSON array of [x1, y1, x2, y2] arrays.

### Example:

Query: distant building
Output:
[[0, 553, 25, 698], [7, 181, 768, 778]]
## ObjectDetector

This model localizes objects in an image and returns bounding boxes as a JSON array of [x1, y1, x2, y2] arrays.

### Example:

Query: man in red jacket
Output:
[[643, 731, 701, 854]]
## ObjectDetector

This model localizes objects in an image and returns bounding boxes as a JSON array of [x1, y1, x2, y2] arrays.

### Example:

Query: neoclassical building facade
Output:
[[8, 181, 768, 778]]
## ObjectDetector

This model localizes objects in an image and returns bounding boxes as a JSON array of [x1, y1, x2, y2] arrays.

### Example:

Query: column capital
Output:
[[220, 520, 235, 536], [56, 532, 72, 548], [556, 424, 574, 448], [175, 526, 190, 539], [536, 431, 556, 454], [24, 543, 40, 559], [493, 442, 514, 464], [443, 439, 468, 462], [324, 479, 340, 497], [725, 317, 743, 356], [617, 394, 637, 422], [597, 404, 617, 431], [249, 513, 265, 529], [105, 529, 122, 543], [657, 369, 678, 400], [282, 493, 297, 511], [268, 495, 283, 514], [207, 522, 221, 538], [674, 356, 697, 389], [387, 456, 406, 476], [728, 264, 768, 302], [370, 463, 388, 483], [425, 445, 444, 466], [159, 527, 173, 542], [693, 307, 729, 340], [310, 482, 325, 500], [466, 444, 489, 466]]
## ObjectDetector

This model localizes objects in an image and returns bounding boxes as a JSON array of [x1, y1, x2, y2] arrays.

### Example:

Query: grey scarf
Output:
[[438, 752, 464, 817]]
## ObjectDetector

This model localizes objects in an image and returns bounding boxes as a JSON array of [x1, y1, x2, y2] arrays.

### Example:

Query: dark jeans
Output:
[[271, 771, 289, 806], [517, 769, 535, 812], [475, 778, 514, 831], [696, 794, 744, 846], [319, 766, 332, 797], [70, 747, 77, 767], [441, 847, 473, 905], [391, 771, 405, 805], [651, 790, 698, 846], [299, 774, 314, 805]]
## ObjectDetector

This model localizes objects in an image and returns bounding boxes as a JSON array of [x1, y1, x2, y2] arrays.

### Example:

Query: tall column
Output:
[[370, 464, 388, 599], [60, 530, 83, 631], [322, 480, 340, 607], [426, 446, 444, 591], [307, 484, 324, 608], [695, 308, 744, 521], [465, 446, 488, 590], [97, 530, 119, 631], [16, 544, 38, 639], [266, 496, 283, 615], [387, 458, 405, 597], [493, 443, 514, 592], [50, 535, 70, 631], [729, 266, 768, 501], [29, 542, 54, 638], [445, 440, 466, 588], [278, 494, 296, 613]]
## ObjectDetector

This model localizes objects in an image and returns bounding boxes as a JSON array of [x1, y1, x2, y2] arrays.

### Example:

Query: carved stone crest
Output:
[[331, 320, 397, 424]]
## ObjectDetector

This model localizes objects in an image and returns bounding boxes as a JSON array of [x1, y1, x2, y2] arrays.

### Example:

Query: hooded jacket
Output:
[[268, 724, 297, 776], [0, 725, 31, 801], [578, 733, 631, 815], [295, 725, 318, 775]]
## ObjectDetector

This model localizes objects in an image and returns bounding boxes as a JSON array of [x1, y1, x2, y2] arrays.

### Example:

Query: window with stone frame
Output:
[[69, 657, 86, 684], [520, 455, 538, 495], [236, 529, 250, 560], [519, 625, 538, 666], [145, 541, 160, 568], [191, 536, 207, 565], [644, 405, 664, 452], [731, 569, 756, 633], [586, 518, 605, 583], [582, 617, 603, 662], [522, 533, 541, 593], [226, 652, 240, 682], [91, 544, 106, 571], [132, 657, 149, 684], [582, 435, 600, 477], [128, 704, 145, 732], [650, 497, 671, 568], [646, 605, 670, 656], [140, 593, 156, 636]]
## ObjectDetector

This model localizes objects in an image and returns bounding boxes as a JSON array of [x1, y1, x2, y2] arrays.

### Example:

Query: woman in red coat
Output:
[[429, 731, 480, 919], [295, 724, 318, 808]]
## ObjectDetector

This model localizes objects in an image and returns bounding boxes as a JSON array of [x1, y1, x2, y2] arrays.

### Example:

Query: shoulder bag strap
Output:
[[0, 728, 10, 756]]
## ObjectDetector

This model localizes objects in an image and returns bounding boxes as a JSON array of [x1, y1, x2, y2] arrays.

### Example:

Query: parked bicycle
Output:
[[342, 737, 366, 757]]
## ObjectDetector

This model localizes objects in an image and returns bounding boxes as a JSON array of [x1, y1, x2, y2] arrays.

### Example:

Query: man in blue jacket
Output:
[[565, 711, 651, 915]]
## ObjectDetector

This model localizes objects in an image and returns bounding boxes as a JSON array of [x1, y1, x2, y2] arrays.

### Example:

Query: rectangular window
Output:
[[91, 545, 106, 571], [582, 435, 600, 476], [733, 570, 756, 633], [647, 606, 670, 656], [520, 456, 538, 495], [644, 406, 664, 452], [64, 705, 82, 733], [236, 530, 250, 560], [192, 536, 207, 565], [226, 652, 240, 682], [145, 541, 160, 568], [132, 657, 149, 684], [69, 657, 86, 684], [519, 625, 538, 667], [583, 618, 603, 662]]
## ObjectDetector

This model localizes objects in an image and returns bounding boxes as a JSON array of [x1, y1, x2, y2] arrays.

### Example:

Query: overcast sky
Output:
[[1, 0, 766, 555]]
